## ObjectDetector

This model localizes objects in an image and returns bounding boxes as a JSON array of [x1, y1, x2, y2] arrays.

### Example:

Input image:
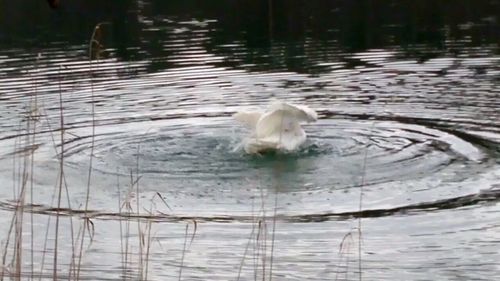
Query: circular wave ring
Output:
[[53, 116, 500, 216]]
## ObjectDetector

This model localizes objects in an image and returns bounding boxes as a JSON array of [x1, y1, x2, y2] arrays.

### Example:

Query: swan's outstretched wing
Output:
[[253, 108, 307, 151], [233, 111, 262, 129], [255, 109, 293, 139], [255, 101, 315, 136], [267, 101, 317, 123], [235, 101, 317, 153]]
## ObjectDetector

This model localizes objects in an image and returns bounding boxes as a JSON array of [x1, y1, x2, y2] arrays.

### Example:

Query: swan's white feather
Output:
[[267, 101, 317, 123], [233, 101, 317, 153], [233, 111, 262, 129]]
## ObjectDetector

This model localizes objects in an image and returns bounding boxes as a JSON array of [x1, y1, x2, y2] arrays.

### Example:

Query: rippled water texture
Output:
[[0, 0, 499, 280]]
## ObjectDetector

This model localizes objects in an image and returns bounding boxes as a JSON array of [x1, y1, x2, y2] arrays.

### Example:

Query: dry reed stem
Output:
[[178, 224, 188, 281], [134, 142, 144, 280], [9, 94, 38, 281], [257, 183, 267, 280], [335, 232, 354, 281], [236, 219, 259, 280], [178, 220, 197, 281], [357, 122, 373, 281], [268, 163, 283, 281], [2, 68, 42, 281], [4, 121, 22, 275], [143, 220, 152, 281], [53, 65, 65, 281], [75, 22, 103, 281], [29, 70, 38, 281], [122, 180, 134, 281], [236, 183, 262, 281], [117, 174, 127, 280], [38, 105, 76, 281], [38, 169, 59, 281]]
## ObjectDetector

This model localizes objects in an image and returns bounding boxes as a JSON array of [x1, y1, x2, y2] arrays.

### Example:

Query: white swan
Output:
[[233, 101, 317, 154]]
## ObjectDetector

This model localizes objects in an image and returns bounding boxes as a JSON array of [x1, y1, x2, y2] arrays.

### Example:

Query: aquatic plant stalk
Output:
[[358, 125, 372, 281], [28, 62, 39, 281], [178, 224, 189, 281], [38, 105, 76, 281], [53, 65, 65, 281], [76, 22, 102, 281], [268, 185, 279, 281]]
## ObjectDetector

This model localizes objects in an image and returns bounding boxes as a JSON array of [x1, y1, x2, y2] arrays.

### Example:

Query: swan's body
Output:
[[233, 101, 317, 154]]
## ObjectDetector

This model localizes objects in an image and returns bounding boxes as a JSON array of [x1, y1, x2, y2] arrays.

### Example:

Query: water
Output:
[[0, 0, 499, 280]]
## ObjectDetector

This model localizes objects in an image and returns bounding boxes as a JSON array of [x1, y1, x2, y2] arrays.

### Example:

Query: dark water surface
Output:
[[0, 0, 499, 280]]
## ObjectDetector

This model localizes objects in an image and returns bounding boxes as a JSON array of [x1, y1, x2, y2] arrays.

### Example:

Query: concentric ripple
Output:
[[53, 115, 497, 216]]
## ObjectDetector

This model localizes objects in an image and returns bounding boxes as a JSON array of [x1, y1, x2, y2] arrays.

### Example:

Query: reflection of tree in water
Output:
[[1, 0, 498, 73], [208, 0, 499, 72], [147, 0, 499, 72]]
